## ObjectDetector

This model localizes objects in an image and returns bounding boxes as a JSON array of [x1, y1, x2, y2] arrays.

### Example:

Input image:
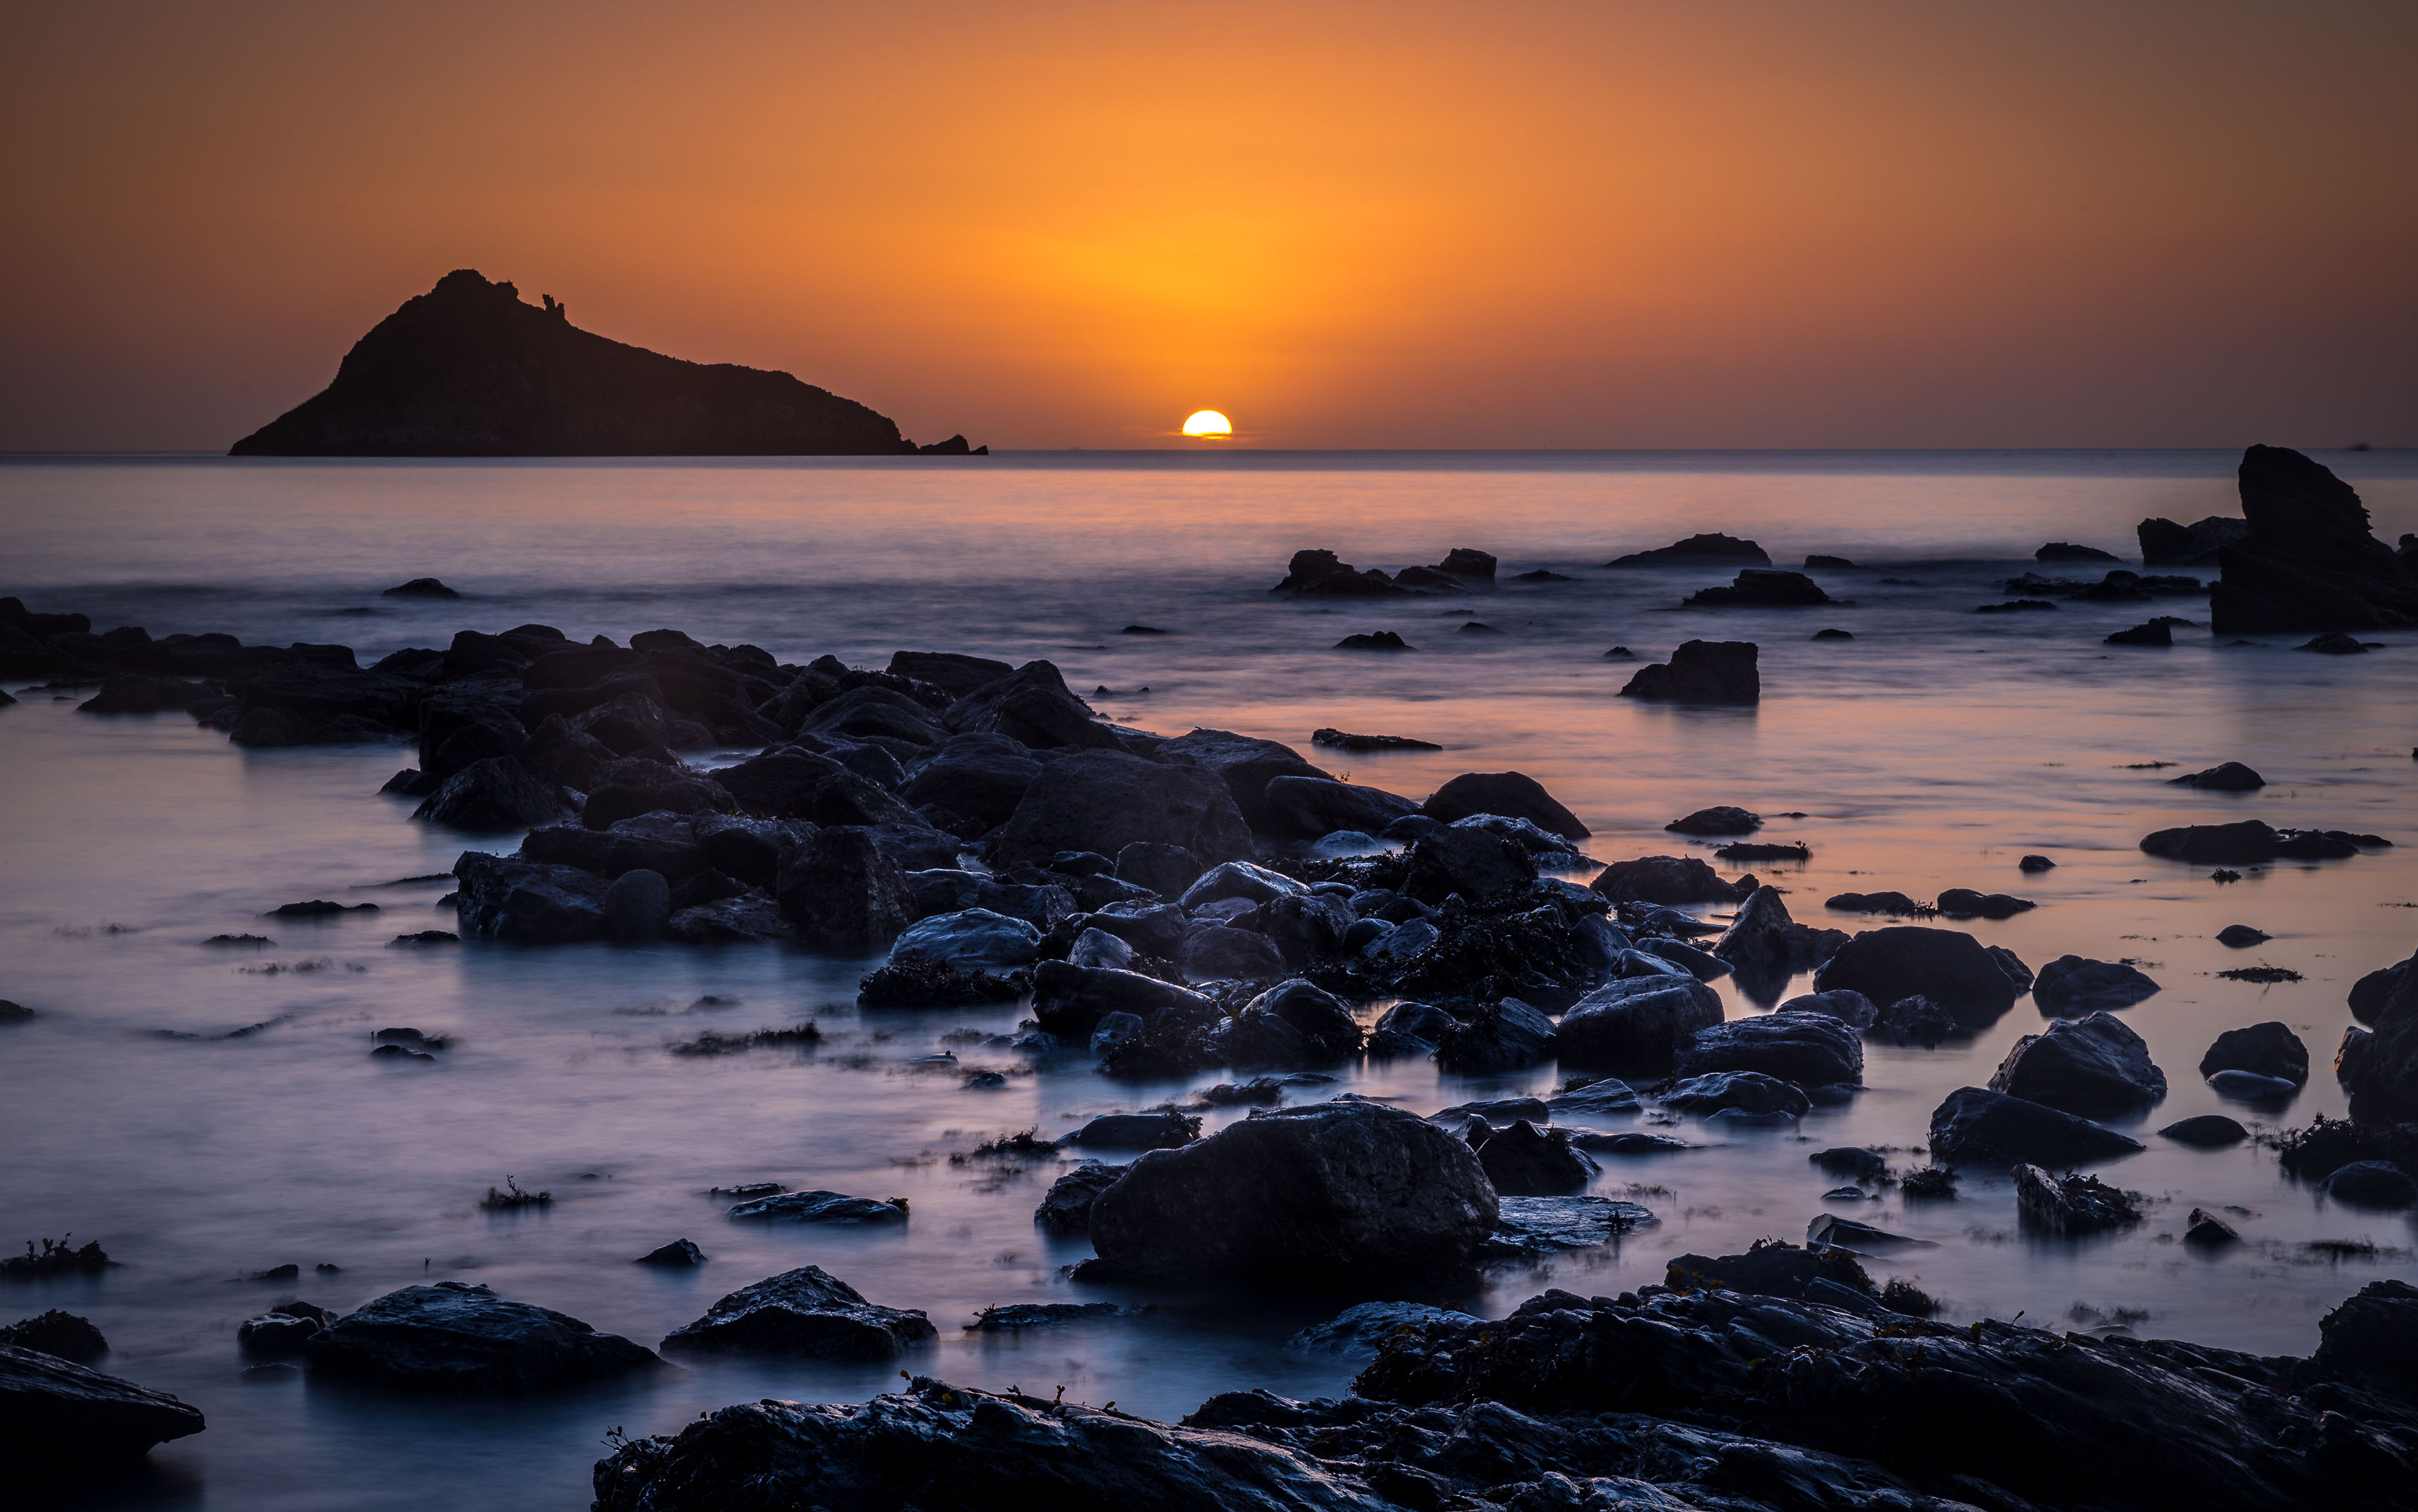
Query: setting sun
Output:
[[1181, 409, 1232, 438]]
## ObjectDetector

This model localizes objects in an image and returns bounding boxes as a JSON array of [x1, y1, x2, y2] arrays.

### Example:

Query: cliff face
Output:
[[230, 271, 951, 457]]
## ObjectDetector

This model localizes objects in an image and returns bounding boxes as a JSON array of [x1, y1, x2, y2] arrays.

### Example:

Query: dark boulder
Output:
[[1989, 1011, 2166, 1115], [726, 1191, 909, 1225], [1239, 979, 1363, 1061], [1928, 1086, 2145, 1166], [382, 577, 460, 598], [1113, 841, 1200, 897], [2171, 761, 2266, 790], [2033, 955, 2162, 1015], [635, 1239, 706, 1267], [899, 734, 1043, 830], [1556, 975, 1723, 1072], [2140, 819, 2359, 865], [2218, 923, 2271, 947], [1031, 961, 1215, 1039], [1934, 888, 2035, 919], [2012, 1163, 2140, 1234], [2039, 542, 2123, 562], [2210, 445, 2418, 634], [1713, 886, 1847, 987], [661, 1266, 936, 1361], [1473, 1120, 1599, 1195], [1665, 1242, 1871, 1300], [1271, 548, 1407, 596], [1033, 1161, 1123, 1235], [581, 759, 735, 830], [884, 651, 1011, 698], [303, 1282, 660, 1390], [1160, 729, 1327, 833], [1087, 1100, 1497, 1280], [943, 661, 1121, 751], [0, 1311, 108, 1363], [0, 1344, 206, 1463], [1682, 569, 1835, 608], [1420, 771, 1587, 838], [601, 868, 671, 943], [77, 673, 209, 715], [1674, 1010, 1863, 1088], [1868, 993, 1961, 1047], [1433, 997, 1557, 1074], [1366, 999, 1458, 1059], [1661, 1071, 1810, 1118], [993, 749, 1252, 871], [2105, 620, 2174, 646], [1590, 855, 1751, 904], [775, 827, 911, 949], [2159, 1113, 2249, 1145], [2201, 1022, 2309, 1086], [1617, 638, 1760, 703], [1177, 923, 1288, 984], [1064, 1111, 1201, 1150], [2322, 1161, 2417, 1208], [1262, 776, 1419, 839], [1333, 630, 1413, 649], [1403, 824, 1536, 904], [1666, 805, 1759, 835], [451, 852, 609, 943], [2337, 948, 2418, 1121], [1775, 989, 1878, 1029], [716, 747, 924, 829], [1813, 926, 2021, 1023], [411, 757, 569, 831], [2139, 515, 2249, 567], [1606, 533, 1770, 566], [523, 813, 710, 882], [2352, 948, 2415, 1026]]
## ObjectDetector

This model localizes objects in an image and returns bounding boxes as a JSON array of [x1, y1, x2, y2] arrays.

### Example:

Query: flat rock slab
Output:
[[662, 1266, 935, 1361], [727, 1190, 910, 1225], [1481, 1196, 1657, 1257], [0, 1343, 205, 1464], [303, 1282, 660, 1391]]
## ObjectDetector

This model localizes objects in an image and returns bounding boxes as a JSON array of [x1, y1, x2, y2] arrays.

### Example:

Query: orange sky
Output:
[[2, 0, 2412, 450]]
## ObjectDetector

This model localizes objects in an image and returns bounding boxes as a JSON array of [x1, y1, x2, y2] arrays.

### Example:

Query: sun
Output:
[[1181, 409, 1232, 438]]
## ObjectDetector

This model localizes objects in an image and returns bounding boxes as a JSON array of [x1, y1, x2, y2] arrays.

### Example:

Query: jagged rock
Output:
[[1712, 886, 1845, 986], [0, 1311, 108, 1363], [1482, 1197, 1654, 1257], [231, 269, 923, 456], [666, 894, 798, 943], [1421, 771, 1589, 838], [2011, 1164, 2140, 1234], [0, 1344, 206, 1463], [661, 1266, 936, 1360], [1177, 923, 1288, 984], [1472, 1120, 1598, 1195], [776, 827, 910, 949], [1618, 639, 1759, 703], [581, 759, 736, 829], [885, 651, 1012, 697], [1286, 1301, 1483, 1353], [897, 734, 1043, 830], [890, 909, 1043, 967], [1813, 926, 2023, 1024], [411, 756, 569, 830], [1662, 1071, 1810, 1118], [726, 1191, 909, 1225], [715, 747, 924, 828], [2140, 819, 2359, 865], [1033, 1162, 1123, 1235], [1683, 569, 1835, 608], [1366, 999, 1458, 1058], [302, 1282, 659, 1390], [993, 749, 1253, 870], [2201, 1022, 2309, 1086], [1989, 1011, 2167, 1115], [1590, 855, 1751, 904], [2210, 445, 2418, 634], [1031, 961, 1216, 1039], [1664, 1241, 1872, 1300], [523, 813, 710, 882], [1160, 729, 1327, 833], [451, 852, 609, 943], [1403, 825, 1536, 904], [2184, 1208, 2240, 1244], [635, 1239, 706, 1267], [1556, 975, 1723, 1072], [2139, 514, 2249, 566], [2040, 542, 2123, 562], [1545, 1080, 1641, 1118], [1674, 1011, 1863, 1088], [1086, 1100, 1497, 1280], [1606, 533, 1771, 566], [2033, 955, 2162, 1015], [945, 661, 1121, 751], [1434, 997, 1557, 1074], [1271, 549, 1408, 596], [2106, 620, 2174, 646], [1929, 1086, 2145, 1166], [1262, 776, 1419, 839], [2171, 761, 2266, 790]]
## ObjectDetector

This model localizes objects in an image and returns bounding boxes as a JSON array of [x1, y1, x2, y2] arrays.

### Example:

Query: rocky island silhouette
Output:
[[229, 270, 980, 457]]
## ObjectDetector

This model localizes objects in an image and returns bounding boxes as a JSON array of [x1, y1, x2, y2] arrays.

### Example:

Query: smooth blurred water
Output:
[[2, 450, 2415, 1511]]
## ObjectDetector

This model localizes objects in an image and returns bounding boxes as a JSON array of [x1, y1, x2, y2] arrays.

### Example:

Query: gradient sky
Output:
[[3, 0, 2412, 451]]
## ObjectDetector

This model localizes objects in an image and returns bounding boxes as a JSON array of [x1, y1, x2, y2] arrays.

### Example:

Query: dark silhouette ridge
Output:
[[230, 270, 982, 458], [2209, 444, 2417, 633]]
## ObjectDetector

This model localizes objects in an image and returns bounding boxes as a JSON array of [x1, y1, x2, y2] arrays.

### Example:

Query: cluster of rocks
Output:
[[1269, 547, 1501, 596]]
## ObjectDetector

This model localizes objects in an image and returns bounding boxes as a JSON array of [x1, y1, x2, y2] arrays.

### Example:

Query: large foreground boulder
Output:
[[943, 661, 1123, 751], [1929, 1086, 2145, 1166], [304, 1282, 661, 1390], [1617, 639, 1759, 703], [659, 1267, 936, 1361], [1556, 975, 1724, 1072], [1989, 1012, 2167, 1115], [1589, 855, 1751, 904], [1674, 1010, 1862, 1088], [2209, 445, 2418, 634], [1087, 1101, 1497, 1280], [993, 749, 1254, 870], [1262, 776, 1419, 839], [1420, 771, 1589, 838], [0, 1344, 206, 1464], [1813, 926, 2022, 1024]]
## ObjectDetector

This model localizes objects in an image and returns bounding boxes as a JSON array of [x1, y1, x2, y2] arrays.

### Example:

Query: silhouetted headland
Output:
[[229, 270, 981, 458]]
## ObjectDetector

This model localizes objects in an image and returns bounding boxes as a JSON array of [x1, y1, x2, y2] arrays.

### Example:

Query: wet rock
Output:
[[942, 660, 1121, 751], [776, 827, 910, 949], [451, 852, 609, 943], [1033, 1162, 1123, 1235], [1178, 923, 1287, 984], [1976, 598, 2059, 613], [1421, 771, 1588, 838], [1934, 887, 2034, 919], [1180, 860, 1306, 909], [1086, 1100, 1497, 1280], [1031, 961, 1216, 1039], [1666, 805, 1759, 836], [2033, 955, 2162, 1015], [78, 673, 210, 715], [993, 749, 1253, 872], [1310, 727, 1442, 753], [1366, 999, 1457, 1058], [1239, 979, 1363, 1061], [411, 756, 569, 831], [715, 747, 924, 828], [2210, 445, 2418, 635], [1824, 890, 1926, 915], [581, 759, 737, 830], [1402, 824, 1536, 904], [2140, 818, 2361, 865], [1160, 729, 1327, 833], [2351, 948, 2417, 1026], [1066, 926, 1136, 970], [2323, 1161, 2418, 1208], [1712, 886, 1846, 987], [2011, 1163, 2141, 1234], [667, 894, 799, 944], [1683, 568, 1836, 608], [0, 1311, 108, 1363], [662, 1266, 935, 1361], [890, 908, 1043, 967], [1929, 1086, 2145, 1166], [1472, 1120, 1599, 1195], [1617, 638, 1759, 703], [0, 1344, 207, 1462], [602, 868, 671, 943], [1804, 1214, 1927, 1254], [1674, 1010, 1863, 1088], [2019, 853, 2057, 872], [2301, 630, 2372, 654], [1775, 989, 1877, 1029], [237, 1311, 323, 1355], [2201, 1021, 2309, 1086], [2209, 1069, 2297, 1100], [2139, 515, 2249, 567], [2171, 761, 2266, 790], [635, 1239, 706, 1267], [1286, 1301, 1482, 1353], [2184, 1208, 2240, 1244], [1812, 627, 1853, 640], [1479, 1197, 1655, 1260], [1434, 996, 1557, 1074], [2159, 1113, 2249, 1145], [2040, 542, 2123, 562], [1543, 1079, 1640, 1118], [1810, 1147, 1888, 1181], [1591, 855, 1751, 905], [1271, 548, 1406, 596], [1990, 1011, 2166, 1114], [1112, 841, 1200, 898], [2218, 923, 2271, 948], [1606, 533, 1770, 566], [1664, 1241, 1872, 1300], [884, 651, 1011, 698], [1813, 926, 2023, 1023], [2105, 620, 2174, 646], [524, 812, 710, 882], [1263, 776, 1419, 839], [1556, 975, 1723, 1072], [897, 734, 1043, 831], [1065, 1111, 1201, 1150], [1662, 1071, 1809, 1118], [726, 1191, 909, 1225], [303, 1282, 659, 1390], [967, 1302, 1147, 1330]]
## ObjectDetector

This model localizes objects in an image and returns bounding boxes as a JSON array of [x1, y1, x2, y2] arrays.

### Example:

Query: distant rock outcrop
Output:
[[2209, 445, 2418, 634], [230, 270, 976, 457]]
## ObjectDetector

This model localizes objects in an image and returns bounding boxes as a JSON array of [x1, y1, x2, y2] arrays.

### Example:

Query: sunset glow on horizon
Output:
[[1, 0, 2411, 451]]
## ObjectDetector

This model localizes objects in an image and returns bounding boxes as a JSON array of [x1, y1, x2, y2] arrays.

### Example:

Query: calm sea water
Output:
[[3, 450, 2415, 1511]]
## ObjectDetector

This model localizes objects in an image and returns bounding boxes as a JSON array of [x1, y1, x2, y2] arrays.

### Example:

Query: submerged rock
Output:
[[1813, 926, 2023, 1024], [726, 1191, 909, 1225], [0, 1311, 108, 1363], [2171, 761, 2266, 790], [303, 1282, 659, 1390], [1470, 1120, 1598, 1196], [1285, 1300, 1482, 1353], [1480, 1196, 1654, 1257], [1683, 568, 1836, 608], [661, 1266, 935, 1360], [1590, 855, 1751, 904], [2201, 1022, 2310, 1086], [1928, 1086, 2144, 1166], [2159, 1113, 2249, 1146], [2011, 1163, 2141, 1234], [1617, 639, 1759, 703], [1662, 1071, 1809, 1118], [2033, 955, 2162, 1015], [1675, 1010, 1863, 1088], [2139, 817, 2361, 865]]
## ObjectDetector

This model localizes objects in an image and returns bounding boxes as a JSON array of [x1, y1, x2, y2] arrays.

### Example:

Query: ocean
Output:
[[3, 448, 2414, 1509]]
